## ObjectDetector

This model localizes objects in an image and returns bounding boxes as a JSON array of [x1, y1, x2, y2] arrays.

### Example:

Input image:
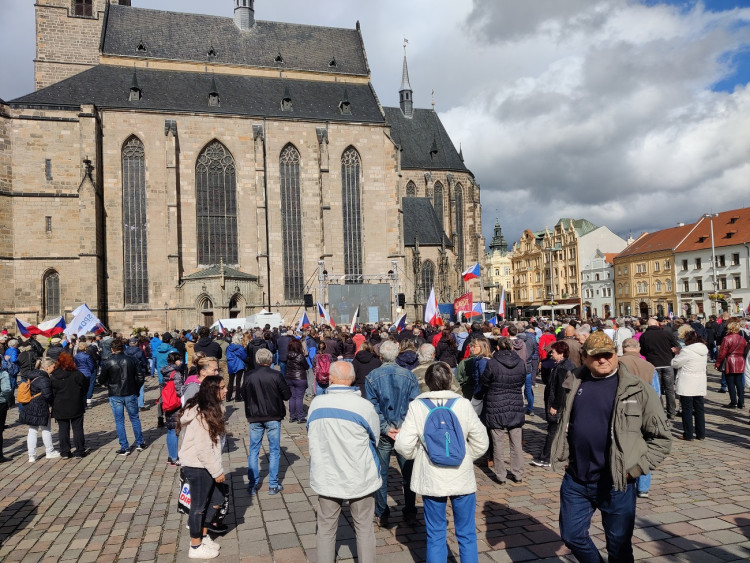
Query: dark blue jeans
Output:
[[524, 373, 534, 412], [680, 395, 705, 439], [375, 435, 415, 518], [559, 473, 636, 563], [182, 466, 224, 540], [287, 379, 307, 420]]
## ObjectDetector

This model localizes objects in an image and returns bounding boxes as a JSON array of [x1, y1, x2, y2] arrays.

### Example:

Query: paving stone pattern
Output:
[[0, 368, 749, 562]]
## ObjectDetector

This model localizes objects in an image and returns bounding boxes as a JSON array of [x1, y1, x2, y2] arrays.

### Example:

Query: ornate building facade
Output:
[[484, 220, 513, 308], [0, 0, 482, 329]]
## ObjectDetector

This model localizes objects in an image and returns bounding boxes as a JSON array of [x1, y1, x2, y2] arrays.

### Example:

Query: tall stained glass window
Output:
[[43, 270, 60, 318], [421, 260, 435, 302], [280, 144, 303, 301], [122, 136, 149, 304], [433, 181, 444, 226], [196, 141, 238, 265], [341, 147, 362, 279], [405, 180, 416, 197], [455, 183, 464, 268]]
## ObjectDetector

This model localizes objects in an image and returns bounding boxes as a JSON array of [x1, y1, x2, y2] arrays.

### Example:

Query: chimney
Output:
[[234, 0, 255, 30]]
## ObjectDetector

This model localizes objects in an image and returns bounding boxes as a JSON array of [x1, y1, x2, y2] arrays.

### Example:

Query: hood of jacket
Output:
[[26, 368, 48, 381], [683, 342, 708, 357], [161, 363, 181, 377], [493, 349, 522, 369], [179, 404, 199, 426], [157, 342, 174, 353], [355, 350, 376, 364]]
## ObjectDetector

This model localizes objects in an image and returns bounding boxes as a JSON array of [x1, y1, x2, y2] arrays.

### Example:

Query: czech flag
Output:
[[461, 262, 481, 282], [466, 302, 484, 318], [391, 313, 407, 333], [350, 306, 360, 332], [317, 302, 335, 327], [424, 287, 442, 327], [218, 320, 226, 335], [299, 311, 311, 329], [488, 316, 498, 326], [16, 316, 67, 338], [498, 287, 506, 318]]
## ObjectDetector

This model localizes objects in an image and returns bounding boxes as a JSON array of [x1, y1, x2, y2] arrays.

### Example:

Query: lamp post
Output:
[[704, 213, 719, 315], [547, 244, 561, 323]]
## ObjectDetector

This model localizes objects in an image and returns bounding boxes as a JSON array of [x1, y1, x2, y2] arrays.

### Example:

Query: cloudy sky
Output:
[[1, 0, 749, 248]]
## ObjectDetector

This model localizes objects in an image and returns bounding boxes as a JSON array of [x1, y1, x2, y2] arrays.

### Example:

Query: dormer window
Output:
[[129, 70, 141, 102], [207, 46, 217, 59], [339, 89, 351, 115], [726, 230, 736, 239], [698, 236, 708, 243], [281, 86, 292, 112], [74, 0, 92, 17], [275, 52, 284, 64], [208, 76, 220, 107], [137, 41, 147, 53], [429, 138, 439, 159], [729, 216, 739, 224], [329, 57, 337, 67]]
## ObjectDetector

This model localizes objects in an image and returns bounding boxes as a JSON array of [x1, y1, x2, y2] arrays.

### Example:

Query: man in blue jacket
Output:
[[365, 339, 419, 527]]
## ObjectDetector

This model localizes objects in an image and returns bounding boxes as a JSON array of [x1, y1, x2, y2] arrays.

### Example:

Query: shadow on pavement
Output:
[[0, 499, 37, 547]]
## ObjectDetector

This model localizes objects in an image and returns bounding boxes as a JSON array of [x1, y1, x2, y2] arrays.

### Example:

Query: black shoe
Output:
[[60, 451, 73, 459], [403, 511, 418, 527], [506, 472, 523, 484], [298, 418, 307, 424], [0, 456, 11, 463], [718, 388, 727, 393], [136, 443, 147, 452], [207, 522, 229, 535], [116, 448, 131, 456], [723, 403, 738, 408], [377, 513, 390, 528], [74, 450, 89, 458], [157, 418, 165, 428]]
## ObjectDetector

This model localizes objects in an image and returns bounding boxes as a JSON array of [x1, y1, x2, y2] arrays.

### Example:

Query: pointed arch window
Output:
[[421, 260, 435, 302], [342, 147, 363, 279], [280, 144, 303, 301], [455, 183, 465, 268], [122, 136, 149, 304], [196, 141, 238, 266], [405, 180, 416, 197], [433, 181, 444, 226], [43, 270, 61, 319]]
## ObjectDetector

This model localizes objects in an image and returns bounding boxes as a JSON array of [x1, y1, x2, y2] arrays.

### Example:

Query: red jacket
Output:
[[716, 333, 747, 374], [538, 333, 557, 360]]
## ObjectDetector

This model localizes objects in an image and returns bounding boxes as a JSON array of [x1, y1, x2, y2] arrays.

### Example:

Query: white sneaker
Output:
[[86, 399, 92, 407], [202, 536, 220, 551], [46, 451, 61, 459], [28, 455, 36, 463], [188, 542, 219, 559]]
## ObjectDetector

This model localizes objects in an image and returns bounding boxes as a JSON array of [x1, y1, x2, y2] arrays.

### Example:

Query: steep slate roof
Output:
[[556, 218, 598, 237], [675, 206, 750, 252], [9, 65, 385, 123], [616, 223, 696, 259], [101, 4, 369, 76], [183, 265, 258, 281], [384, 107, 469, 173], [402, 197, 453, 247]]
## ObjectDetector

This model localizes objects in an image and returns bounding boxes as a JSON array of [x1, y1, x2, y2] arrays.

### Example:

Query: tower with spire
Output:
[[489, 219, 508, 254], [399, 41, 413, 118]]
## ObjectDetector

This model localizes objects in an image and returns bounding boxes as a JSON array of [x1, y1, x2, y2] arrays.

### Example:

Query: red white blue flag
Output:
[[15, 316, 66, 338], [350, 306, 360, 332], [488, 316, 498, 326], [299, 311, 311, 328], [466, 301, 484, 318], [498, 287, 506, 317], [461, 263, 481, 282], [317, 302, 335, 327], [218, 320, 226, 335], [391, 313, 407, 333], [424, 288, 442, 327]]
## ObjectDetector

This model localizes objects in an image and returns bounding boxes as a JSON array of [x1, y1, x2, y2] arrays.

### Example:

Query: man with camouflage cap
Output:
[[551, 331, 671, 563]]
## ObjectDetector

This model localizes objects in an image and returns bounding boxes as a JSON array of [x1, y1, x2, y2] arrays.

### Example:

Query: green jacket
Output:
[[550, 361, 672, 491], [455, 355, 478, 399]]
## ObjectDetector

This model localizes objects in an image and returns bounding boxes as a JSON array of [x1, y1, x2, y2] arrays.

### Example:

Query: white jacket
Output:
[[394, 390, 489, 497], [671, 342, 708, 397], [307, 385, 382, 499]]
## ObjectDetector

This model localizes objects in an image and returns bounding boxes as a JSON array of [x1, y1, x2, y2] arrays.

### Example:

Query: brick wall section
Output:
[[0, 107, 16, 313], [34, 0, 108, 91]]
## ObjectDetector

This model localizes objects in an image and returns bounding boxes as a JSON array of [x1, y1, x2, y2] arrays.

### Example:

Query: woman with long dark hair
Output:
[[50, 352, 88, 458], [178, 375, 227, 560], [285, 338, 309, 423], [435, 329, 459, 369]]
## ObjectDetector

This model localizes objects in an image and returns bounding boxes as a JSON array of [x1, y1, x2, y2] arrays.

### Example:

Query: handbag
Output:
[[177, 469, 191, 514]]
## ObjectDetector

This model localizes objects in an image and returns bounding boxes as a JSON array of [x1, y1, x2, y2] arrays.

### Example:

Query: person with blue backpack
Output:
[[395, 362, 488, 563]]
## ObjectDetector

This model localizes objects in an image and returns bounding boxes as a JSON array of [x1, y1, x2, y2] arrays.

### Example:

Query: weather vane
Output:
[[403, 37, 408, 54], [431, 89, 435, 110]]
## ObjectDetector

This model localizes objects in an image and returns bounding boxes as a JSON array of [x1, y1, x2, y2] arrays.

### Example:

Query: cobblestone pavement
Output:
[[0, 367, 749, 562]]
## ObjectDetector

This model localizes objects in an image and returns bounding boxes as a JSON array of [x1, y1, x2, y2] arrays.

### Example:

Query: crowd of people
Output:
[[0, 310, 748, 561]]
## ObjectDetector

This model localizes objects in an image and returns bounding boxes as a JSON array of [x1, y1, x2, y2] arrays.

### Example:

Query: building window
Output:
[[654, 261, 660, 272], [455, 184, 464, 269], [421, 260, 435, 302], [74, 0, 92, 16], [732, 253, 740, 266], [734, 276, 741, 289], [718, 255, 725, 267], [43, 270, 61, 319], [666, 280, 672, 292], [623, 266, 628, 274], [405, 180, 416, 197], [696, 279, 703, 291], [682, 259, 688, 271], [196, 141, 238, 266], [341, 147, 363, 279], [45, 216, 52, 233], [720, 277, 727, 290], [655, 280, 662, 292], [695, 258, 701, 269], [682, 280, 689, 292], [433, 181, 444, 227], [618, 284, 622, 295], [280, 144, 303, 301], [122, 136, 149, 304], [45, 159, 53, 181], [664, 260, 671, 270]]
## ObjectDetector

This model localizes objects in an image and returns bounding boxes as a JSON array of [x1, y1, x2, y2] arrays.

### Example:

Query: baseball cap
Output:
[[582, 331, 615, 355]]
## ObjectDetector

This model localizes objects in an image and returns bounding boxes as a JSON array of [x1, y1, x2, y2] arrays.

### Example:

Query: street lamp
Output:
[[704, 213, 719, 315], [547, 244, 561, 323]]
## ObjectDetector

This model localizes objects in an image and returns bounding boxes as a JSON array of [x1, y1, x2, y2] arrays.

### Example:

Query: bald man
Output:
[[562, 325, 583, 367]]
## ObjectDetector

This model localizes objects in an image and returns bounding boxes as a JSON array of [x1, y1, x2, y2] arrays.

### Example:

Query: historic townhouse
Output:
[[484, 220, 513, 310]]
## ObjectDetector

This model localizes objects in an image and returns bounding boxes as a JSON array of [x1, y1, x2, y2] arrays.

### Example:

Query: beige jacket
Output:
[[178, 406, 224, 478]]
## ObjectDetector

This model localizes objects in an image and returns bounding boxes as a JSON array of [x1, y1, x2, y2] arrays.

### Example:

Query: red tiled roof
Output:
[[603, 253, 618, 265], [615, 223, 696, 259], [675, 206, 750, 252]]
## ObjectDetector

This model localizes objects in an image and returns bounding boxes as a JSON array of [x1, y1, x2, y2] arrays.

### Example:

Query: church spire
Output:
[[489, 219, 508, 254], [399, 40, 413, 118]]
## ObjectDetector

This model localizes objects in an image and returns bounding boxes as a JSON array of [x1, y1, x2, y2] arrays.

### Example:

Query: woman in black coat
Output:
[[285, 338, 309, 423], [532, 341, 575, 467], [50, 353, 88, 458], [352, 341, 382, 396], [435, 329, 460, 368], [479, 337, 527, 484], [20, 362, 60, 461]]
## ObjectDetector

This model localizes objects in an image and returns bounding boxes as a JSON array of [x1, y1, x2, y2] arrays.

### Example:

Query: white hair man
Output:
[[307, 361, 381, 563]]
